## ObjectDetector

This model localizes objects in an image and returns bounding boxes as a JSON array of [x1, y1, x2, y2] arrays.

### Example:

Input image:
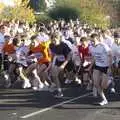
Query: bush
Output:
[[48, 6, 80, 21], [0, 6, 13, 21], [12, 6, 36, 23]]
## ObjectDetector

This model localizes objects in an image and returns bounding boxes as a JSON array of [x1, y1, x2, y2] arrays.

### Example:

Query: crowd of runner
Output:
[[0, 19, 120, 106]]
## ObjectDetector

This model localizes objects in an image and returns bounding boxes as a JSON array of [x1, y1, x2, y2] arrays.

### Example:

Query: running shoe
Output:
[[99, 100, 108, 106], [32, 87, 38, 91], [49, 83, 56, 92], [54, 92, 63, 98], [23, 81, 31, 89], [75, 77, 81, 85], [64, 79, 72, 84], [110, 88, 116, 93]]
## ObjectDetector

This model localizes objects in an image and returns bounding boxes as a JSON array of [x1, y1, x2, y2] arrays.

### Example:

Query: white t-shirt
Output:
[[17, 27, 24, 34], [37, 33, 49, 42], [64, 29, 74, 39], [111, 43, 120, 62], [75, 37, 81, 46], [72, 44, 81, 66], [16, 45, 29, 66], [103, 36, 114, 48], [62, 37, 81, 65], [4, 26, 11, 36], [61, 37, 73, 50], [0, 32, 5, 43], [91, 43, 111, 67], [0, 32, 5, 53]]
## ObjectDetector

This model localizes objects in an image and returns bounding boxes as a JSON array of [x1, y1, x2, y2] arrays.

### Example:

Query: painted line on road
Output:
[[20, 92, 92, 119]]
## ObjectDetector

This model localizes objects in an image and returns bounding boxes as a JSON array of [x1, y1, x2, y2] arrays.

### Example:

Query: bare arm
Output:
[[108, 51, 113, 68], [60, 51, 72, 69]]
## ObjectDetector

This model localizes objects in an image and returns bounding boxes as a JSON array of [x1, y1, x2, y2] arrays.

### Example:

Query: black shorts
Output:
[[94, 65, 108, 74], [118, 61, 120, 68], [16, 63, 27, 69]]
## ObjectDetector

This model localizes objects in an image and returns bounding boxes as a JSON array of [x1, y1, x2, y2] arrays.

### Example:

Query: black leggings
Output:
[[3, 55, 10, 71], [0, 54, 3, 70]]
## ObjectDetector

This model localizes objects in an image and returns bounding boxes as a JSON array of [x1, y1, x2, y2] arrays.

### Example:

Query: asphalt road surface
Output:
[[0, 85, 120, 120]]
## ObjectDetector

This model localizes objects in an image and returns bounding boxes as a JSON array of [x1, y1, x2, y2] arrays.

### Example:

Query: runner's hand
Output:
[[108, 67, 112, 74], [60, 65, 65, 70]]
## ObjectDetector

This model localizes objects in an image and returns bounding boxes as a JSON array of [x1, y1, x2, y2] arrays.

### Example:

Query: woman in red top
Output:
[[78, 37, 92, 89]]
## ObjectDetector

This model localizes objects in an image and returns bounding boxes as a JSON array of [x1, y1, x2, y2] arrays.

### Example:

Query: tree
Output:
[[0, 0, 36, 23], [0, 3, 5, 14], [49, 0, 110, 28], [108, 0, 120, 27], [49, 6, 79, 21]]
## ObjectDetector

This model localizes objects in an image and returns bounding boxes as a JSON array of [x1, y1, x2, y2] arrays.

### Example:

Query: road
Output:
[[0, 85, 120, 120]]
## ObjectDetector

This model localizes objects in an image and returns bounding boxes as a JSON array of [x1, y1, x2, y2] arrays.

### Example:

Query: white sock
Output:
[[93, 87, 97, 96], [58, 88, 62, 93], [98, 88, 107, 101], [107, 80, 112, 86]]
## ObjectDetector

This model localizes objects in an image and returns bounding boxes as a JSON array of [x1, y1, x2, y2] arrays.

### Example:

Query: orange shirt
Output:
[[30, 44, 52, 64], [3, 42, 16, 55]]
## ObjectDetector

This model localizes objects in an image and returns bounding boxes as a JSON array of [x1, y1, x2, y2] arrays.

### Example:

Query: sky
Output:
[[0, 0, 15, 6]]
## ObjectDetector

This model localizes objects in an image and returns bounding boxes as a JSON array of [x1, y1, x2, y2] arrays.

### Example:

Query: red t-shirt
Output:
[[78, 45, 91, 62]]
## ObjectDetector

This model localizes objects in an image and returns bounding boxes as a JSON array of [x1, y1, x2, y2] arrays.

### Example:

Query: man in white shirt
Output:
[[89, 33, 112, 106], [101, 30, 114, 48], [0, 25, 5, 70], [0, 25, 5, 43], [15, 39, 31, 89], [112, 32, 120, 77]]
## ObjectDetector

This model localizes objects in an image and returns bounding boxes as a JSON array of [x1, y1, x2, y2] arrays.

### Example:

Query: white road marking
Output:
[[20, 92, 92, 119]]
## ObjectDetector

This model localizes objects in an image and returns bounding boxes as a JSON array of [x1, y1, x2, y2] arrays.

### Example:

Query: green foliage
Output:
[[0, 0, 36, 23], [38, 0, 46, 12], [48, 6, 79, 21], [79, 7, 110, 29], [0, 6, 13, 21], [110, 0, 120, 27], [52, 0, 110, 29], [0, 3, 5, 12], [12, 5, 36, 23], [35, 13, 52, 23]]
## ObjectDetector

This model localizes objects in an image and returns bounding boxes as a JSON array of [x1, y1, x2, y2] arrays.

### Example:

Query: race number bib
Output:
[[34, 52, 43, 59], [57, 55, 65, 62]]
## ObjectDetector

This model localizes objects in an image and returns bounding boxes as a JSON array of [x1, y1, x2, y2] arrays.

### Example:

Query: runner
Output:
[[49, 33, 72, 97], [78, 37, 92, 90], [15, 36, 31, 88], [89, 33, 113, 106], [112, 31, 120, 78], [3, 36, 16, 71], [0, 25, 5, 70], [26, 34, 52, 91]]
